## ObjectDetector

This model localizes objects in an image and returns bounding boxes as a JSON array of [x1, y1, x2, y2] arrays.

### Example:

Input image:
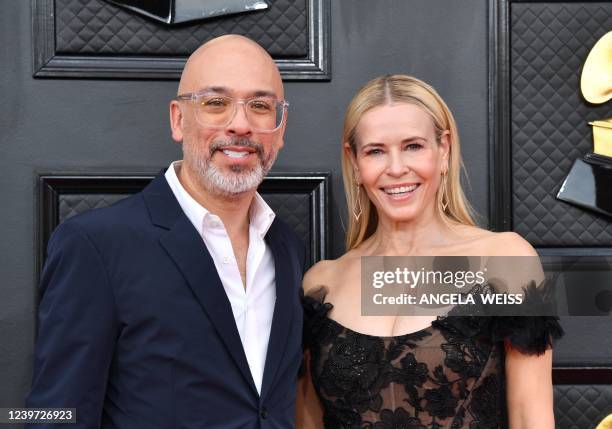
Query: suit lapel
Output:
[[260, 221, 295, 400], [143, 175, 258, 397]]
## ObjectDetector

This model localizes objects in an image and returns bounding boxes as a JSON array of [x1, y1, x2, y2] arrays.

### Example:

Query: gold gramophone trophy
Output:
[[597, 414, 612, 429], [557, 31, 612, 218], [582, 31, 612, 165]]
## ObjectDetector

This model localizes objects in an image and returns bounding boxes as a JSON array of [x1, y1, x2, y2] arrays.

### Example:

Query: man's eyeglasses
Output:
[[175, 92, 289, 133]]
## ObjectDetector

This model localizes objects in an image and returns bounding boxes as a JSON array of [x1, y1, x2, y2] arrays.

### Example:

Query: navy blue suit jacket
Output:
[[26, 175, 305, 428]]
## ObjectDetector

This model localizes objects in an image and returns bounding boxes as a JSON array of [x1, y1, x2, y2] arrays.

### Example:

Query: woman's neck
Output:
[[365, 210, 458, 256]]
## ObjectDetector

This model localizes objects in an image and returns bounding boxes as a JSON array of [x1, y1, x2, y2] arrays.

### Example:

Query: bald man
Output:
[[26, 35, 305, 428]]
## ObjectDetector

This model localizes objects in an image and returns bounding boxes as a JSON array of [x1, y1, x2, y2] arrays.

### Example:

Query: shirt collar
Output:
[[164, 160, 275, 237], [250, 191, 276, 238]]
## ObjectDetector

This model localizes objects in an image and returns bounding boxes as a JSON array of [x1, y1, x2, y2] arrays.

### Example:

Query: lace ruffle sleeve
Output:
[[302, 286, 335, 350], [489, 316, 564, 355], [490, 281, 564, 355], [440, 280, 564, 355]]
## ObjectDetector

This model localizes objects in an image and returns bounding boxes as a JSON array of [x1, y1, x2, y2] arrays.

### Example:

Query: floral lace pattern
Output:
[[303, 288, 562, 429]]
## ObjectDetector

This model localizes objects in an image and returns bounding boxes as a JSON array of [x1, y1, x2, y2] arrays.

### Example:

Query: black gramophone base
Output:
[[557, 157, 612, 219], [584, 152, 612, 169]]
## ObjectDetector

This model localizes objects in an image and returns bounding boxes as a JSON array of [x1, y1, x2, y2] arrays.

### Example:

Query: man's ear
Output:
[[276, 117, 287, 150], [169, 100, 184, 142]]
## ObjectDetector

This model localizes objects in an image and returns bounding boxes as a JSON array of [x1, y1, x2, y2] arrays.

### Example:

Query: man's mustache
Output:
[[209, 138, 264, 158]]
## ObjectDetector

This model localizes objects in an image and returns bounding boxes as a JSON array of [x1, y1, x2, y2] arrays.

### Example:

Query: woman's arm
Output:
[[296, 350, 325, 429], [505, 344, 555, 429], [297, 261, 334, 429], [499, 232, 556, 427]]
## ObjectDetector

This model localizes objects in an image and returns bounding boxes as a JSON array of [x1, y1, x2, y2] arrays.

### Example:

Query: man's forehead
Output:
[[179, 38, 283, 97], [192, 86, 279, 98], [185, 68, 283, 98]]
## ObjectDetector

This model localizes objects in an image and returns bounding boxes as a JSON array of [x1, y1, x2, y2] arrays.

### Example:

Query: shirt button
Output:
[[260, 407, 268, 419], [223, 256, 230, 264]]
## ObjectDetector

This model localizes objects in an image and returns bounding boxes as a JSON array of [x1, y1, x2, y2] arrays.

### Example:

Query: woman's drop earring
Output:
[[440, 171, 449, 212], [353, 181, 363, 221]]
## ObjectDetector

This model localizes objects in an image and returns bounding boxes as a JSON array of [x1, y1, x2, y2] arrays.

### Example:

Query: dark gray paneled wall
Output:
[[0, 0, 489, 409]]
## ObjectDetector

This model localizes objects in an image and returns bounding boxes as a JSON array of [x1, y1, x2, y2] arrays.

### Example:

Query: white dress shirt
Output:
[[165, 161, 276, 395]]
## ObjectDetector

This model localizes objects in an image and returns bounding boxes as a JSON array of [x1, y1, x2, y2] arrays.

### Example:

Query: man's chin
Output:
[[204, 168, 266, 196], [183, 152, 271, 196], [228, 164, 248, 174]]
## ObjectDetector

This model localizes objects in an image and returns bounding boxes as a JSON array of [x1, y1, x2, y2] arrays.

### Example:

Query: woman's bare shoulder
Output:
[[451, 225, 537, 257], [451, 227, 542, 286], [302, 250, 360, 294], [484, 231, 538, 256], [303, 260, 335, 293]]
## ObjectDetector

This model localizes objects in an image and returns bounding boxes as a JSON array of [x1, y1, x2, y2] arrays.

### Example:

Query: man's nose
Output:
[[226, 103, 252, 136]]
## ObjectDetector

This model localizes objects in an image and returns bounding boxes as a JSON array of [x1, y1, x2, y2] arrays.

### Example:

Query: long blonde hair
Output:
[[342, 74, 476, 251]]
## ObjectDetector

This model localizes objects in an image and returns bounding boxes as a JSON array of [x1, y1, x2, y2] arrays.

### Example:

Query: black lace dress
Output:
[[302, 288, 563, 429]]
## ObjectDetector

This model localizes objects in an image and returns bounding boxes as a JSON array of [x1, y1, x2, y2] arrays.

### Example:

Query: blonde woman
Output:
[[298, 75, 562, 428]]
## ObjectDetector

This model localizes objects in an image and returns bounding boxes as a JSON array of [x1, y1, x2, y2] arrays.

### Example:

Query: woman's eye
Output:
[[365, 148, 383, 156], [405, 143, 422, 151]]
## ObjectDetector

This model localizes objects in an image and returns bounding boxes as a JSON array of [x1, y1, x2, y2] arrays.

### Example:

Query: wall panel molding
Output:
[[31, 0, 331, 80], [489, 6, 612, 421], [553, 367, 612, 385], [489, 0, 612, 256], [37, 171, 330, 284]]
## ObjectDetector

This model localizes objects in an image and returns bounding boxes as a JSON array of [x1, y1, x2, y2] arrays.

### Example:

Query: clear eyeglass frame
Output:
[[175, 91, 289, 133]]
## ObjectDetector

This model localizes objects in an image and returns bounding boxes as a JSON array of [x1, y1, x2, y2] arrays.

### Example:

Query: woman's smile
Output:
[[380, 183, 421, 201]]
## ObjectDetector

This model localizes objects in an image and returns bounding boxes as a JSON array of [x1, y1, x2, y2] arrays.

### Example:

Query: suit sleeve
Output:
[[301, 240, 309, 276], [26, 221, 119, 429]]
